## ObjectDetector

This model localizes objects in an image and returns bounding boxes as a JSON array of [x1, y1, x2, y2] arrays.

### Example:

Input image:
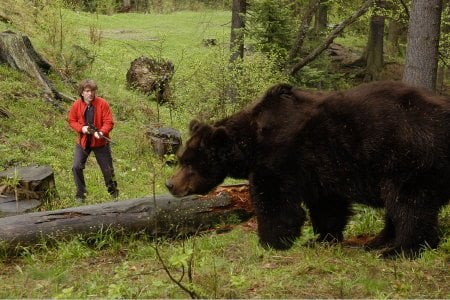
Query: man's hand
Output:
[[94, 131, 103, 139], [82, 126, 90, 134]]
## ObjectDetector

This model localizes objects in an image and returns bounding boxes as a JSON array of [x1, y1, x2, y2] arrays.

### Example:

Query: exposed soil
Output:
[[342, 234, 375, 247]]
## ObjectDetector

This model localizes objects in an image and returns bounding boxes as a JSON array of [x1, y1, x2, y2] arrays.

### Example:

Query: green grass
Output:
[[1, 8, 238, 205], [0, 6, 449, 299], [0, 225, 449, 298]]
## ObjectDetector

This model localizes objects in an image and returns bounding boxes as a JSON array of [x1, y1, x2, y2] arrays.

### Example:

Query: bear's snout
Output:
[[165, 178, 190, 197], [165, 179, 174, 193]]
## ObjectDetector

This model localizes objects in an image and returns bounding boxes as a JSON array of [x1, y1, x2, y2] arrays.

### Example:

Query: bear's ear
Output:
[[189, 119, 203, 134], [266, 83, 293, 98], [211, 126, 230, 147]]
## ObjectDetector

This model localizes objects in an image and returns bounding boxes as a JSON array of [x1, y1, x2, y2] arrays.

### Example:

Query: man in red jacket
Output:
[[68, 79, 118, 203]]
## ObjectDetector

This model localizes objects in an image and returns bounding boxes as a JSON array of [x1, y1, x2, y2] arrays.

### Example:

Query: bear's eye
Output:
[[178, 157, 191, 166]]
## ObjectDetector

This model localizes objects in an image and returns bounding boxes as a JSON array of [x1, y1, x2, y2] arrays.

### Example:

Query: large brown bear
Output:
[[166, 81, 450, 258]]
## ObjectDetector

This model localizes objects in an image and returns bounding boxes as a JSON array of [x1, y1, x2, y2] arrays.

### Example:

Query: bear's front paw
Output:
[[380, 246, 421, 260], [259, 236, 296, 250], [365, 234, 394, 250]]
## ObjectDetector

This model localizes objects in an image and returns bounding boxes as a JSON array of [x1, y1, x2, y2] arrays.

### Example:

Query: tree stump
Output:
[[146, 126, 182, 159], [0, 184, 253, 250], [0, 165, 56, 216], [126, 56, 174, 103], [0, 31, 73, 104]]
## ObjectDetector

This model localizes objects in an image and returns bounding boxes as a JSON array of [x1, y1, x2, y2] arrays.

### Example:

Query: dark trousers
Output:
[[72, 143, 117, 198]]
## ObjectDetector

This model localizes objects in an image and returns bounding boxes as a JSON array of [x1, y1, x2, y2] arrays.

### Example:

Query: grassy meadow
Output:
[[0, 5, 449, 299]]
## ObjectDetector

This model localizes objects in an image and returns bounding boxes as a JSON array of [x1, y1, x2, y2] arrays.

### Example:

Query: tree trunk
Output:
[[403, 0, 442, 91], [229, 0, 246, 63], [314, 0, 328, 34], [0, 185, 253, 250], [0, 31, 73, 105], [119, 0, 132, 12], [364, 14, 385, 81], [386, 19, 405, 56]]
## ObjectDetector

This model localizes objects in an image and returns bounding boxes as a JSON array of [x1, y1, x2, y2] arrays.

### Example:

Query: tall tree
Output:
[[230, 0, 246, 63], [364, 0, 386, 81], [385, 0, 409, 57], [386, 19, 406, 56], [119, 0, 131, 12], [403, 0, 443, 91], [314, 0, 328, 34]]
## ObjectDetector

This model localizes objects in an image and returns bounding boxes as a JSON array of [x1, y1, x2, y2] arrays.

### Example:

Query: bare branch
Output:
[[289, 0, 374, 76], [286, 0, 321, 67], [153, 244, 202, 299]]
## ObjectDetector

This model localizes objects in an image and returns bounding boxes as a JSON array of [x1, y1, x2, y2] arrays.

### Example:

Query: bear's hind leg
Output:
[[250, 173, 306, 250], [382, 203, 440, 259]]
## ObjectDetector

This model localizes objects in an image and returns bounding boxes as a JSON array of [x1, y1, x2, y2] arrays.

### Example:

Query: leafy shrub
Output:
[[173, 47, 289, 123], [246, 0, 298, 63]]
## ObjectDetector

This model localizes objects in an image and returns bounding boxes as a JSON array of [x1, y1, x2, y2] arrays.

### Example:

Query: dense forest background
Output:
[[0, 0, 449, 298]]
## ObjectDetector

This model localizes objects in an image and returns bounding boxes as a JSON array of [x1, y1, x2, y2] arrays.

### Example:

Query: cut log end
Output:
[[200, 184, 253, 213]]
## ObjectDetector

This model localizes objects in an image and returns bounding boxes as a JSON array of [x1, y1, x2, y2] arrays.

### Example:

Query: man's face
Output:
[[82, 88, 95, 103]]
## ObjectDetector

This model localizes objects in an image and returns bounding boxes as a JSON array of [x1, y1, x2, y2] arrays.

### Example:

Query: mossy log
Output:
[[0, 185, 253, 249]]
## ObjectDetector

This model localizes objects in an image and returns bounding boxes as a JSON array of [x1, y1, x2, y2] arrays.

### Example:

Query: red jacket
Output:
[[68, 96, 114, 148]]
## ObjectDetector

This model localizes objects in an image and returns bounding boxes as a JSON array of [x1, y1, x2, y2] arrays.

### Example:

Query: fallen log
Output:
[[0, 184, 253, 250]]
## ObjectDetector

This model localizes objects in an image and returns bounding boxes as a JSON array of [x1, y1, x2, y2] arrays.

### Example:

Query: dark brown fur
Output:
[[167, 81, 450, 258]]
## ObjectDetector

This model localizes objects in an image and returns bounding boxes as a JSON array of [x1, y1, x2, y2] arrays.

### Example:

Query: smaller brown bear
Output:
[[166, 81, 450, 258]]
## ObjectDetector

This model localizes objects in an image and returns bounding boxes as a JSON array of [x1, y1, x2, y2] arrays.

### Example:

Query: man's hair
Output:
[[78, 79, 98, 96]]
